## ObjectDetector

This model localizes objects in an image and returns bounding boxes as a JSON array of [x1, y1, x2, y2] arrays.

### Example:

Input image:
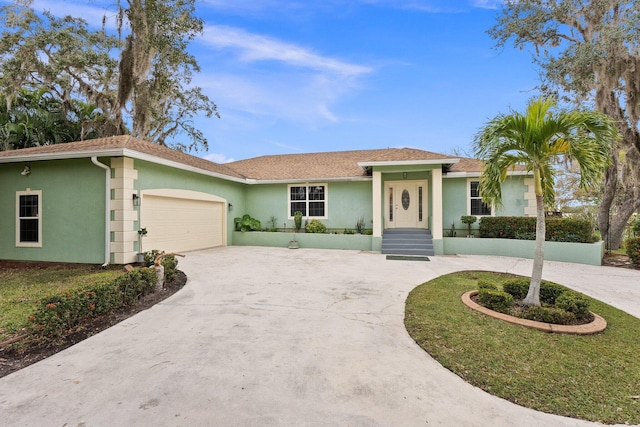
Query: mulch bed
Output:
[[602, 252, 637, 269], [0, 269, 186, 379]]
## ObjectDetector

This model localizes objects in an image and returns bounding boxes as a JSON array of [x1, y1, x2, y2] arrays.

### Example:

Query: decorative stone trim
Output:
[[461, 290, 607, 335], [110, 157, 139, 264]]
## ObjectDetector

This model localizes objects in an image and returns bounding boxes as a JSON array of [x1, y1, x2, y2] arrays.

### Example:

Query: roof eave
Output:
[[121, 149, 247, 184], [246, 176, 372, 184], [357, 158, 461, 167], [0, 147, 247, 184], [444, 171, 533, 178]]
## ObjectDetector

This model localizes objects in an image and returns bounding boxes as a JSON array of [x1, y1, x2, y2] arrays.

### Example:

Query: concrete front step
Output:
[[382, 228, 435, 256]]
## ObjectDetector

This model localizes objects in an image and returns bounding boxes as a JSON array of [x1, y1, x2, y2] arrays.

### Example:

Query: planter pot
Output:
[[137, 253, 145, 263], [288, 240, 300, 249]]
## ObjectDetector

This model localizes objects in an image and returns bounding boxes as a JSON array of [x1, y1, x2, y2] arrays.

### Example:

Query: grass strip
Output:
[[0, 266, 123, 342]]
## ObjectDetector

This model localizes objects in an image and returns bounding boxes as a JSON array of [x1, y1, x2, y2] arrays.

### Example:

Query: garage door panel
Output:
[[141, 195, 223, 253]]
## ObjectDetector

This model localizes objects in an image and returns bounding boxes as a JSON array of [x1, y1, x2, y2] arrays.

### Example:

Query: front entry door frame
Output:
[[385, 180, 428, 229]]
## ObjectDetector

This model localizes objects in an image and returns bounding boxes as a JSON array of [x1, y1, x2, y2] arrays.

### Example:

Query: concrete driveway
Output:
[[1, 247, 639, 427]]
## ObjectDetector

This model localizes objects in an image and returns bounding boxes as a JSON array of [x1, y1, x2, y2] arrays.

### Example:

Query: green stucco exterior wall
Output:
[[0, 158, 106, 263], [244, 181, 373, 231], [442, 176, 529, 236]]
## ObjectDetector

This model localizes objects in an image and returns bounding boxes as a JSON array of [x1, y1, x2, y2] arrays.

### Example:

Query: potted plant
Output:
[[460, 215, 477, 238], [294, 211, 303, 232], [137, 227, 148, 262]]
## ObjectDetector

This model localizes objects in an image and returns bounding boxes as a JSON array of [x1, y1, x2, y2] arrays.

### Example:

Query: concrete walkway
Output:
[[1, 247, 638, 426]]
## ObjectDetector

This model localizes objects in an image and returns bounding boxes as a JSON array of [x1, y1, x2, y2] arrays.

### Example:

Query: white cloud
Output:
[[203, 152, 235, 163], [471, 0, 503, 9], [195, 26, 372, 128], [201, 25, 372, 77]]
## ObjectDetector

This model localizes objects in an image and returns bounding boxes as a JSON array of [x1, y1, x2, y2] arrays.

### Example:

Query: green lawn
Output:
[[0, 265, 123, 342], [405, 271, 640, 425]]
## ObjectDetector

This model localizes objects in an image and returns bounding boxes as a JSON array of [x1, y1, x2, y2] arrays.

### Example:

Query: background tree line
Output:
[[0, 0, 218, 152]]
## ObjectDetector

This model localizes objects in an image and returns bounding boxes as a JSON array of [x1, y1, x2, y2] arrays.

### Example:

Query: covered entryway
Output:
[[384, 180, 428, 229], [140, 189, 226, 253]]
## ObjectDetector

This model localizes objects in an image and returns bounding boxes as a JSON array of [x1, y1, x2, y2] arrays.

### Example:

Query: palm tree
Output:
[[473, 97, 619, 306]]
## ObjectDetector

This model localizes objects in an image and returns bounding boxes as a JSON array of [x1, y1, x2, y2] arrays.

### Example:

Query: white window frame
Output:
[[287, 183, 328, 220], [16, 190, 42, 247], [467, 179, 493, 217]]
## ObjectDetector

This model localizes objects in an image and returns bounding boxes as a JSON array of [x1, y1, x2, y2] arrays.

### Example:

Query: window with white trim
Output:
[[468, 180, 491, 216], [288, 184, 327, 218], [16, 190, 42, 247]]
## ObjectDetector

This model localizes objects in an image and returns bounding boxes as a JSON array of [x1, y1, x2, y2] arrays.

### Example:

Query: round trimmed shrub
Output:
[[477, 279, 498, 291], [305, 219, 327, 234], [539, 281, 567, 305], [556, 292, 590, 320], [478, 289, 513, 314], [502, 279, 530, 300]]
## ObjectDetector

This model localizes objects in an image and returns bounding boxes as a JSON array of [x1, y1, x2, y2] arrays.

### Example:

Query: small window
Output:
[[469, 180, 491, 216], [288, 184, 327, 218], [16, 190, 42, 247], [418, 186, 423, 222]]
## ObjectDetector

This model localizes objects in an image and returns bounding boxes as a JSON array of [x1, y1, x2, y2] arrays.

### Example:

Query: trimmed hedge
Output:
[[626, 237, 640, 266], [479, 217, 596, 243], [29, 268, 157, 338]]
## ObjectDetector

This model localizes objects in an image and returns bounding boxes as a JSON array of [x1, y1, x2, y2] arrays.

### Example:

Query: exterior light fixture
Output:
[[21, 165, 31, 176], [133, 193, 140, 207], [228, 203, 233, 212]]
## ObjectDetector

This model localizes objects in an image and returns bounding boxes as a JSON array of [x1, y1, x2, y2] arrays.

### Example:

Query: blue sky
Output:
[[15, 0, 540, 163]]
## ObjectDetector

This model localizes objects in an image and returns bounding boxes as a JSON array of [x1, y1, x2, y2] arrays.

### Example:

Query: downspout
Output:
[[91, 157, 111, 267]]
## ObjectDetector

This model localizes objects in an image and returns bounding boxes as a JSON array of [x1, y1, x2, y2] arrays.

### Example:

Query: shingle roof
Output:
[[0, 138, 490, 181], [225, 148, 483, 180], [0, 135, 245, 179]]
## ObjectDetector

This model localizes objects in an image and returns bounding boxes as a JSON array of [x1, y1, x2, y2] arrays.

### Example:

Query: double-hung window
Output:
[[16, 190, 42, 247], [288, 184, 327, 218], [468, 180, 492, 216]]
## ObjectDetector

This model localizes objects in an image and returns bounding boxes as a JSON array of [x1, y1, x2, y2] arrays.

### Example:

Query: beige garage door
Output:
[[141, 193, 224, 253]]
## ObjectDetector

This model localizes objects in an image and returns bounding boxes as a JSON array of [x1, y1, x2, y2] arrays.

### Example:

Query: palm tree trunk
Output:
[[524, 190, 545, 306]]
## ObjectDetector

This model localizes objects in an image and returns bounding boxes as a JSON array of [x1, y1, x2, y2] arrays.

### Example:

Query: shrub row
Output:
[[520, 306, 577, 324], [626, 237, 640, 266], [478, 217, 596, 243], [29, 268, 157, 338]]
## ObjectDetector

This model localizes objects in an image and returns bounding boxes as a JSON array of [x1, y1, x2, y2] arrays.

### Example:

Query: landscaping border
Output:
[[461, 290, 607, 335]]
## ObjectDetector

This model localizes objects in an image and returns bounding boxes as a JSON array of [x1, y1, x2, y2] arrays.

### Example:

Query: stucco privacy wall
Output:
[[244, 181, 373, 231], [133, 159, 245, 247], [0, 158, 106, 263]]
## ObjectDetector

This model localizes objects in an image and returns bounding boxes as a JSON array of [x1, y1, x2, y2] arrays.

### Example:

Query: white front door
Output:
[[385, 180, 428, 229]]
